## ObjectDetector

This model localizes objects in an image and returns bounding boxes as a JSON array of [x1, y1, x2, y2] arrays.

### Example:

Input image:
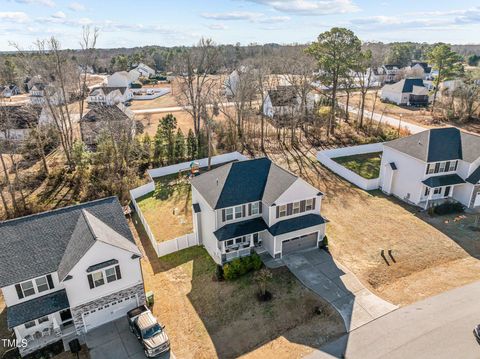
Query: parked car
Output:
[[473, 324, 480, 342], [127, 306, 170, 357]]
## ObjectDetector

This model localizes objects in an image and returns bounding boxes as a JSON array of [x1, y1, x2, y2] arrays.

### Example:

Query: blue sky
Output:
[[0, 0, 479, 50]]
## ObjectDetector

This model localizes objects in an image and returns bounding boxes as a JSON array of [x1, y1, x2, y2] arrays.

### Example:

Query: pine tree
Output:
[[186, 129, 197, 160], [174, 129, 186, 163]]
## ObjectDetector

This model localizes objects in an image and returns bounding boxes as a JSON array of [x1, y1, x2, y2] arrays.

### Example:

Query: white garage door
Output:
[[83, 295, 138, 332], [475, 192, 480, 207], [282, 232, 318, 255]]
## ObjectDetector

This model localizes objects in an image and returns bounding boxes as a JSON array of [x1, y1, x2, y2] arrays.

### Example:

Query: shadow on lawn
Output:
[[368, 190, 480, 259], [158, 246, 349, 359]]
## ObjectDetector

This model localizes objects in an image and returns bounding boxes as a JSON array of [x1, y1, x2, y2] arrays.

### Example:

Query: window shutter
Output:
[[259, 202, 262, 214], [454, 161, 458, 171], [287, 203, 293, 216], [46, 274, 54, 289], [426, 164, 430, 174], [115, 265, 122, 280], [242, 205, 246, 217], [300, 200, 306, 212], [15, 284, 24, 299], [312, 198, 316, 210], [276, 206, 280, 218], [434, 163, 440, 173], [222, 209, 226, 222], [445, 161, 450, 172], [87, 274, 94, 289], [248, 203, 252, 216]]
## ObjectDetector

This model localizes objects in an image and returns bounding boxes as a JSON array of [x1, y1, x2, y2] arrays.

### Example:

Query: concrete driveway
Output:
[[86, 318, 174, 359], [283, 248, 397, 331]]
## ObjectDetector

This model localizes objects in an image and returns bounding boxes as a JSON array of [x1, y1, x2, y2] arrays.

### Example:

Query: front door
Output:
[[444, 186, 451, 197]]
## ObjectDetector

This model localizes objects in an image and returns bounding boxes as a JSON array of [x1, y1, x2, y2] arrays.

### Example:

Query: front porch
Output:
[[420, 174, 466, 209]]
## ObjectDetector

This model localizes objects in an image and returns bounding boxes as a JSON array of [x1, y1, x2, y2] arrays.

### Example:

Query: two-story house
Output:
[[86, 86, 133, 106], [379, 127, 480, 210], [190, 158, 326, 264], [0, 197, 145, 356]]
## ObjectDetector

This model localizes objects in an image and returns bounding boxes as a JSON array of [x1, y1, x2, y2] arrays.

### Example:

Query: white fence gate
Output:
[[317, 143, 383, 191], [129, 151, 248, 257]]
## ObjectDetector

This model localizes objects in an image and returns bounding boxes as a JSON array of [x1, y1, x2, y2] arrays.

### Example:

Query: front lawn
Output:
[[143, 246, 344, 358], [137, 173, 193, 242], [332, 152, 382, 179]]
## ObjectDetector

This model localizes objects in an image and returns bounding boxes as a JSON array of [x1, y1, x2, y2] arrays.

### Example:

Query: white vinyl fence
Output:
[[317, 143, 384, 191], [130, 151, 248, 257]]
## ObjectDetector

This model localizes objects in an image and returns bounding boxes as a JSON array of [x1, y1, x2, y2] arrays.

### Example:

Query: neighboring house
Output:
[[86, 86, 133, 105], [380, 127, 480, 210], [0, 197, 145, 356], [106, 71, 138, 88], [134, 63, 155, 78], [190, 157, 326, 264], [128, 69, 141, 83], [80, 103, 136, 150], [409, 62, 433, 80], [380, 78, 429, 106], [0, 105, 52, 141], [29, 83, 67, 106], [224, 69, 241, 98], [0, 85, 20, 98], [440, 79, 464, 95], [379, 64, 401, 83], [263, 86, 317, 118]]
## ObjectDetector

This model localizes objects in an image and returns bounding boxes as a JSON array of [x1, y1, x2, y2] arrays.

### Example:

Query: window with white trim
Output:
[[92, 271, 105, 287], [434, 188, 441, 195], [279, 205, 287, 217], [251, 202, 259, 215], [20, 281, 35, 297], [105, 267, 118, 283], [293, 202, 300, 214], [24, 321, 36, 329], [234, 205, 243, 219], [305, 199, 314, 211], [35, 277, 49, 293], [225, 208, 233, 221], [38, 316, 49, 324]]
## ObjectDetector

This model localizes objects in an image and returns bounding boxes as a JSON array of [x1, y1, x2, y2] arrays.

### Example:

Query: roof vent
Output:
[[216, 178, 219, 186]]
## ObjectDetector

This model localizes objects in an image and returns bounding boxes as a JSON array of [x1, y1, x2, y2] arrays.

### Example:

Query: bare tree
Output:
[[173, 38, 219, 136]]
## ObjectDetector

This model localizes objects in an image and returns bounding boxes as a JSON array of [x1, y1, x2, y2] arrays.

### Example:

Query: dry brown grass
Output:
[[137, 111, 196, 137], [254, 139, 480, 306], [130, 219, 344, 359], [137, 174, 193, 242]]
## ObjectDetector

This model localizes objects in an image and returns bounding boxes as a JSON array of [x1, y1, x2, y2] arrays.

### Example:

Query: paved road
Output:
[[132, 102, 237, 114], [308, 280, 480, 359], [283, 249, 397, 332], [86, 318, 174, 359], [347, 105, 427, 134]]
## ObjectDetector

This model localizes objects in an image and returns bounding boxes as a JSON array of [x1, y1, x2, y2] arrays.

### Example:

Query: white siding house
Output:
[[190, 158, 326, 264], [381, 78, 429, 106], [0, 197, 145, 356], [379, 127, 480, 210]]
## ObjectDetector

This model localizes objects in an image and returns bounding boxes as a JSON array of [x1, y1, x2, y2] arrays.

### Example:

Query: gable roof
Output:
[[0, 105, 42, 129], [383, 78, 425, 94], [190, 157, 298, 209], [267, 86, 298, 107], [0, 197, 137, 287], [466, 166, 480, 184], [385, 127, 480, 163], [89, 86, 128, 96], [80, 104, 134, 123], [57, 210, 140, 281]]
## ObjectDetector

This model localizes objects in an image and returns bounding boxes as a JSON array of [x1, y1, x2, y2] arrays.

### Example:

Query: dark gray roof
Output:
[[385, 128, 480, 163], [0, 197, 137, 287], [190, 157, 298, 209], [0, 105, 42, 129], [214, 217, 268, 241], [268, 86, 297, 107], [422, 174, 465, 188], [269, 214, 325, 236], [7, 290, 70, 328], [385, 78, 425, 93], [466, 166, 480, 184]]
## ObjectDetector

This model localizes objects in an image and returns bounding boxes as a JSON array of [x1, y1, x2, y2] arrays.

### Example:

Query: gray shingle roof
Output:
[[0, 197, 137, 287], [7, 289, 70, 328], [190, 157, 298, 209], [269, 214, 325, 236], [385, 127, 480, 163]]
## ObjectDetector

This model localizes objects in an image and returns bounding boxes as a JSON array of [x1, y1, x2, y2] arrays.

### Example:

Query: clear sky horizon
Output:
[[0, 0, 479, 50]]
